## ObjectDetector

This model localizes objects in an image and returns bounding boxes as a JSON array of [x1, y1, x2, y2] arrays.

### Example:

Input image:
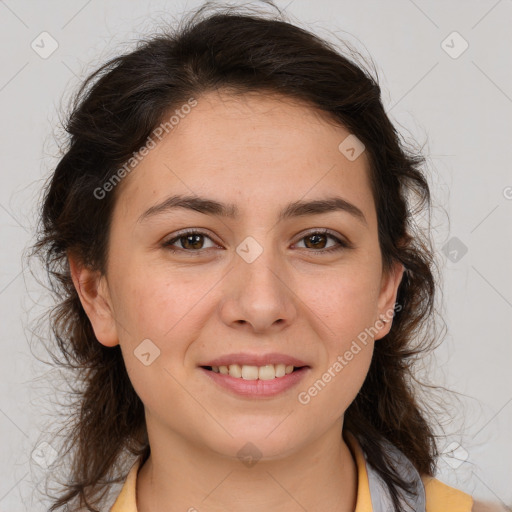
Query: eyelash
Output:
[[161, 229, 351, 255]]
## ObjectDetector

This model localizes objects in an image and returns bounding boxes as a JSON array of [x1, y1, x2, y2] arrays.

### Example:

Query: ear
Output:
[[68, 251, 119, 347], [375, 260, 404, 340]]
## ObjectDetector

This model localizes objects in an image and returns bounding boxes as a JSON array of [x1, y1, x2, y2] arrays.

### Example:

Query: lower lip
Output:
[[200, 367, 309, 398]]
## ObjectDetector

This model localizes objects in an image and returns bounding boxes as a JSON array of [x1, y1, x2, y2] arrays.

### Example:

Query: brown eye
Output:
[[295, 230, 349, 254], [162, 229, 350, 256], [162, 230, 217, 253], [179, 233, 205, 250], [303, 233, 329, 249]]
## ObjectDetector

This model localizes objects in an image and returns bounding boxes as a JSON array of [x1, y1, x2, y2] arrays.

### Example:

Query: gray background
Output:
[[0, 0, 511, 509]]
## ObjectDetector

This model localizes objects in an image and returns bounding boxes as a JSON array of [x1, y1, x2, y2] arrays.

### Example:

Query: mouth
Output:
[[199, 363, 310, 398], [200, 364, 307, 380]]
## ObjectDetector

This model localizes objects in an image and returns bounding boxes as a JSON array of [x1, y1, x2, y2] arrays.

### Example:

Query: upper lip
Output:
[[200, 352, 309, 368]]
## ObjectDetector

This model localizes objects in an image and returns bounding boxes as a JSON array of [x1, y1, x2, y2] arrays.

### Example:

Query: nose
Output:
[[218, 243, 298, 334]]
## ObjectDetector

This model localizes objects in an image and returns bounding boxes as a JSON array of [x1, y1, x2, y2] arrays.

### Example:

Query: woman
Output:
[[31, 2, 506, 511]]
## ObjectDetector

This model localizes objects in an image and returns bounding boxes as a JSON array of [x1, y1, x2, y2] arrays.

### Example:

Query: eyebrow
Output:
[[137, 194, 367, 226]]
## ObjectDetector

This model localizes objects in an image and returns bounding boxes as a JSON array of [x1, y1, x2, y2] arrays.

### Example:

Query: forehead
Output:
[[114, 90, 375, 224], [167, 89, 354, 154]]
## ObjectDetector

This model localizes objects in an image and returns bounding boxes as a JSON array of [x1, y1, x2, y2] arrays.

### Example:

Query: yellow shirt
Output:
[[109, 432, 474, 511]]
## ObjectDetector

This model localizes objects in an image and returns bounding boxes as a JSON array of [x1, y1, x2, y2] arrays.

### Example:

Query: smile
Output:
[[200, 365, 310, 398], [203, 363, 299, 380]]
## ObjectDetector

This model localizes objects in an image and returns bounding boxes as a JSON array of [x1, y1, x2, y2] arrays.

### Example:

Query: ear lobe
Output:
[[375, 261, 404, 340], [68, 251, 119, 347]]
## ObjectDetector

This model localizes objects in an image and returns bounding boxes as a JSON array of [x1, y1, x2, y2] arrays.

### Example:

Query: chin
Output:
[[193, 421, 298, 457]]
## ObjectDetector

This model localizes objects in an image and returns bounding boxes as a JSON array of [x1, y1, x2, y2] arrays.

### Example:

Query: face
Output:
[[71, 90, 403, 461]]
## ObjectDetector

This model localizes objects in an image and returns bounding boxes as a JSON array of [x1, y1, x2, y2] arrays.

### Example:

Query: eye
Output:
[[162, 228, 350, 255], [162, 230, 218, 253], [294, 229, 350, 254]]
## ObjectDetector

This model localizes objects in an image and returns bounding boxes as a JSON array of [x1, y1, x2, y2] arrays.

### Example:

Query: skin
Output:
[[69, 89, 404, 512]]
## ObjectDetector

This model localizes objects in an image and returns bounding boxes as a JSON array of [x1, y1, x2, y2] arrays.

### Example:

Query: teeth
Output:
[[258, 365, 275, 380], [229, 364, 242, 378], [242, 365, 259, 380], [275, 364, 286, 377], [210, 363, 299, 380]]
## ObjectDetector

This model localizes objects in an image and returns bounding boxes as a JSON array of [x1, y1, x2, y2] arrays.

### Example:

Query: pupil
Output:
[[184, 234, 202, 249], [306, 234, 326, 249]]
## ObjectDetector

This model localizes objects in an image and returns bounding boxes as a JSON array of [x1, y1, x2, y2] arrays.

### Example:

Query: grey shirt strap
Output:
[[365, 441, 426, 512]]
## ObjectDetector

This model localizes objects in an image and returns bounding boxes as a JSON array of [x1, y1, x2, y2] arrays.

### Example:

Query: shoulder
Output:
[[421, 475, 473, 512], [471, 500, 510, 512], [109, 457, 141, 512], [421, 476, 509, 512]]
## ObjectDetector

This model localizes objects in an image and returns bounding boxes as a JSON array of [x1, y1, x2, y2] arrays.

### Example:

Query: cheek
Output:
[[114, 269, 204, 416], [299, 263, 382, 338], [295, 262, 380, 408], [298, 336, 373, 426], [113, 262, 210, 341]]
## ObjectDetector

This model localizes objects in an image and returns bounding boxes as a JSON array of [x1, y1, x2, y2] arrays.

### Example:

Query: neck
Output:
[[136, 417, 358, 512]]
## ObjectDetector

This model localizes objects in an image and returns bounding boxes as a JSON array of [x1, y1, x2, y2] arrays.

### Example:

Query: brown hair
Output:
[[31, 2, 444, 511]]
